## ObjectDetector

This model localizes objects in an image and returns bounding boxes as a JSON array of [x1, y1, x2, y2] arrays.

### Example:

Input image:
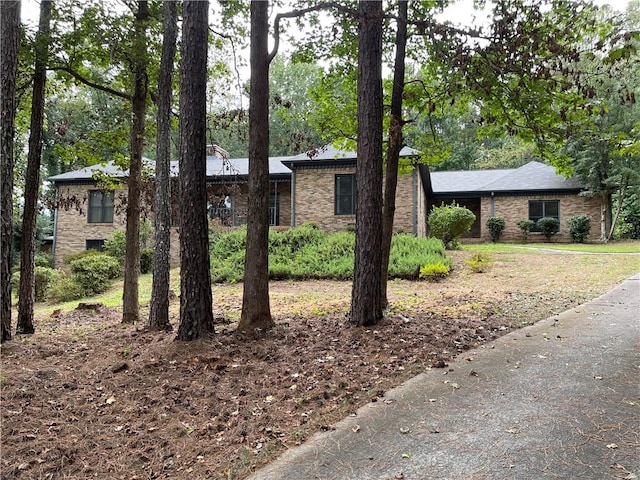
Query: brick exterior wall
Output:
[[480, 193, 603, 242], [53, 181, 291, 267], [292, 166, 420, 234], [53, 184, 127, 267]]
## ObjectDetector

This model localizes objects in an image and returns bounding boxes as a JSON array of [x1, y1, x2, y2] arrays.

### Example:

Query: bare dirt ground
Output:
[[2, 249, 638, 480]]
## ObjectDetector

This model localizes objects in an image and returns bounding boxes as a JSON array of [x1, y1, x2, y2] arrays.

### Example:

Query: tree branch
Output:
[[269, 2, 358, 63], [49, 65, 132, 101]]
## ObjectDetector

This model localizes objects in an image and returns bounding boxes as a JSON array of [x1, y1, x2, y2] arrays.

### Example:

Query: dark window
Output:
[[529, 200, 560, 231], [86, 239, 105, 251], [88, 190, 114, 223], [335, 174, 356, 215]]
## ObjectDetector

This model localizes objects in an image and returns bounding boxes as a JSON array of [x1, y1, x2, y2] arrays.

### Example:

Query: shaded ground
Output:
[[1, 250, 638, 480]]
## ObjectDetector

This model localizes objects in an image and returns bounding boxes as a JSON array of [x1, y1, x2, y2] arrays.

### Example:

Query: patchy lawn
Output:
[[1, 249, 638, 479]]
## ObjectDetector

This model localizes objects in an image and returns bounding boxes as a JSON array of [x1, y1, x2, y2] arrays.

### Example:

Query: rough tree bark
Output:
[[237, 0, 275, 335], [380, 0, 407, 309], [1, 0, 21, 343], [350, 0, 384, 327], [176, 0, 215, 341], [122, 0, 149, 324], [149, 0, 177, 332], [16, 0, 53, 335]]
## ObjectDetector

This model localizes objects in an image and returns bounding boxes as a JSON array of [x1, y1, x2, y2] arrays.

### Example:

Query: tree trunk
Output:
[[608, 179, 627, 241], [1, 0, 21, 343], [381, 0, 407, 309], [17, 0, 52, 335], [350, 0, 384, 327], [237, 0, 275, 335], [149, 0, 177, 332], [176, 0, 214, 341], [122, 0, 149, 324]]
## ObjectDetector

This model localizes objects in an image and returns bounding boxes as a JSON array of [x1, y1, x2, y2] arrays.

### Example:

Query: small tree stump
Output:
[[76, 302, 104, 311]]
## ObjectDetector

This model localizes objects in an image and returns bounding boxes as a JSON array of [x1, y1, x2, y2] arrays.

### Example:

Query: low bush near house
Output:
[[516, 219, 536, 243], [428, 203, 476, 249], [210, 225, 451, 283], [419, 261, 451, 281], [536, 217, 560, 242], [34, 266, 64, 301], [35, 254, 54, 268], [70, 254, 121, 296], [103, 230, 127, 266], [63, 249, 101, 265], [47, 275, 85, 302], [464, 253, 493, 273], [486, 216, 506, 243], [9, 267, 62, 302], [567, 214, 591, 243]]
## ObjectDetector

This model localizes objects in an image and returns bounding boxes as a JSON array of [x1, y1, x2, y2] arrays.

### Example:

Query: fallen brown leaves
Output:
[[1, 251, 634, 479]]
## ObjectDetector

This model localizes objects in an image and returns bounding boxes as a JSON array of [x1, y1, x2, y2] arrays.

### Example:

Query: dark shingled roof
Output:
[[429, 161, 585, 195], [284, 144, 420, 166], [47, 156, 291, 183]]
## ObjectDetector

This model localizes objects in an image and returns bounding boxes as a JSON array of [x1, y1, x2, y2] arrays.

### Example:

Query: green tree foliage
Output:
[[428, 203, 476, 249], [563, 3, 640, 240]]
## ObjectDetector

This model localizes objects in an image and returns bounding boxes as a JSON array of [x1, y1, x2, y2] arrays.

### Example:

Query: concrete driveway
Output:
[[248, 274, 640, 480]]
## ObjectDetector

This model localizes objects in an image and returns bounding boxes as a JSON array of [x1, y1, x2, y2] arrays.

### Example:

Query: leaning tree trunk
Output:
[[175, 0, 215, 341], [237, 0, 275, 335], [122, 0, 149, 324], [17, 0, 52, 335], [1, 0, 21, 342], [350, 0, 384, 327], [149, 0, 177, 332], [381, 0, 408, 309]]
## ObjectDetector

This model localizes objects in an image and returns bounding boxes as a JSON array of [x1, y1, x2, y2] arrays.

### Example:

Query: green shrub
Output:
[[63, 249, 101, 265], [104, 226, 154, 268], [10, 267, 62, 302], [486, 216, 506, 243], [140, 248, 153, 274], [47, 276, 85, 302], [34, 266, 63, 301], [428, 203, 476, 249], [210, 226, 452, 283], [70, 254, 121, 296], [567, 214, 591, 243], [464, 253, 493, 273], [388, 235, 450, 279], [35, 253, 54, 268], [536, 217, 560, 242], [516, 219, 536, 243], [103, 230, 127, 266], [419, 261, 451, 281]]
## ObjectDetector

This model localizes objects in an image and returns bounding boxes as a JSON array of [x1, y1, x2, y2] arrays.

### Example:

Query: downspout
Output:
[[52, 185, 59, 266], [490, 192, 495, 216], [412, 169, 417, 235], [290, 170, 296, 227]]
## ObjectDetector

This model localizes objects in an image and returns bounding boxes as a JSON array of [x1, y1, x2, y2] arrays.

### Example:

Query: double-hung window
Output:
[[88, 190, 114, 223], [529, 200, 559, 232], [335, 174, 356, 215]]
